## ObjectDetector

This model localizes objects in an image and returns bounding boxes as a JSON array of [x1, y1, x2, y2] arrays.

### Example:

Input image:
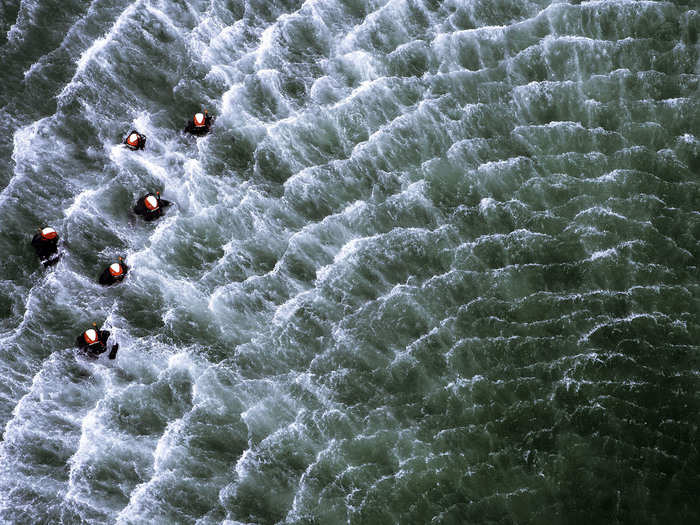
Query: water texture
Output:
[[0, 0, 698, 523]]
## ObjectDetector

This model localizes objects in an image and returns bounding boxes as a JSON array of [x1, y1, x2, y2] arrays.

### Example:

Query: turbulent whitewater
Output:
[[0, 0, 698, 523]]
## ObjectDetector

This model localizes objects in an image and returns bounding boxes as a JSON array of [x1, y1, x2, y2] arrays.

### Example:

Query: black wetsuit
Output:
[[99, 262, 129, 285], [124, 130, 146, 150], [31, 234, 59, 265], [184, 114, 213, 135], [76, 330, 119, 359], [133, 194, 171, 221]]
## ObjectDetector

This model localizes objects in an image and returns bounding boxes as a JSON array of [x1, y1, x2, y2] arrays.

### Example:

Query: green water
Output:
[[0, 0, 698, 523]]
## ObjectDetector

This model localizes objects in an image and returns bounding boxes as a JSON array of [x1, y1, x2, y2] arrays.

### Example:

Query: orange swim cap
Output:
[[126, 133, 140, 147], [145, 195, 159, 211], [83, 328, 99, 345], [109, 263, 124, 277], [40, 227, 57, 240]]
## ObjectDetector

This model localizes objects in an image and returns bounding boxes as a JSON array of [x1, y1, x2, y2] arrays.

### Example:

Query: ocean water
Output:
[[0, 0, 698, 523]]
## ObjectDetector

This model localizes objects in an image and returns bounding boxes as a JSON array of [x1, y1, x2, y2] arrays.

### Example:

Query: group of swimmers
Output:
[[31, 110, 214, 360]]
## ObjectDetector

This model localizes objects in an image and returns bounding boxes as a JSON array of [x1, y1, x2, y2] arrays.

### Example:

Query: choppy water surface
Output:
[[0, 0, 698, 523]]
